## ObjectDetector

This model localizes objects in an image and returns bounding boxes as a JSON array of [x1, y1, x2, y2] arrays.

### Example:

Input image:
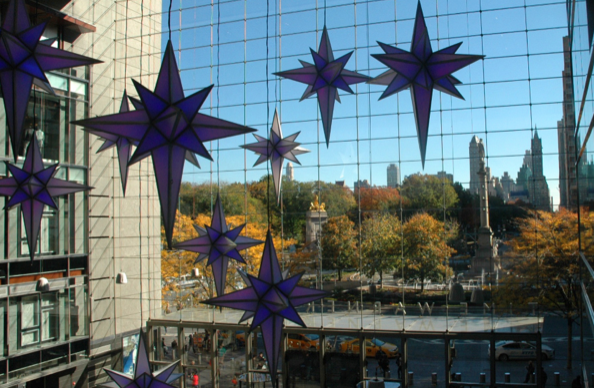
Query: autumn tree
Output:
[[495, 209, 594, 369], [400, 174, 458, 219], [356, 186, 403, 215], [361, 213, 402, 283], [320, 215, 357, 281], [402, 213, 455, 292], [162, 212, 296, 304]]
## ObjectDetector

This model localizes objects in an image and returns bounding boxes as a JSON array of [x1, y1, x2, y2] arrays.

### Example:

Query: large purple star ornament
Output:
[[0, 134, 91, 260], [99, 330, 182, 388], [0, 0, 101, 160], [73, 40, 256, 248], [203, 231, 328, 387], [242, 109, 309, 202], [369, 2, 484, 167], [174, 193, 263, 296], [274, 26, 370, 147]]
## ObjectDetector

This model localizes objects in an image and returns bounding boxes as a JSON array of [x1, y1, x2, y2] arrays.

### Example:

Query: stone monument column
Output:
[[472, 143, 496, 274], [305, 195, 328, 245]]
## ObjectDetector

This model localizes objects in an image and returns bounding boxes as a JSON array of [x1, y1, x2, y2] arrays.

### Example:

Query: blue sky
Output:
[[158, 0, 571, 208]]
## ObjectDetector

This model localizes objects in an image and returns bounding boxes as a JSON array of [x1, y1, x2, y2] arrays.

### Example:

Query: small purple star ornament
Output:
[[0, 134, 91, 260], [274, 26, 370, 147], [369, 2, 484, 167], [174, 193, 263, 296], [242, 109, 309, 202], [203, 231, 328, 387], [0, 0, 101, 160], [73, 40, 256, 248], [99, 330, 182, 388]]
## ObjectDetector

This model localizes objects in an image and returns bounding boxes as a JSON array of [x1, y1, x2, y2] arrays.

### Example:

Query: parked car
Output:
[[288, 333, 319, 350], [340, 337, 399, 358], [489, 341, 555, 361], [311, 335, 351, 351]]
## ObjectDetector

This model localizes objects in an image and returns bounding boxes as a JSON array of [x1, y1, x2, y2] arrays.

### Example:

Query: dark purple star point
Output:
[[0, 134, 91, 260], [174, 194, 263, 296], [102, 330, 182, 388], [0, 0, 101, 161], [203, 231, 328, 387], [274, 26, 370, 147], [73, 40, 256, 248], [370, 2, 484, 167], [242, 109, 309, 202]]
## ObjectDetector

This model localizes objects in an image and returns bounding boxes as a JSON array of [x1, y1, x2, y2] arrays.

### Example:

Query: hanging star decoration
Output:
[[100, 330, 182, 388], [73, 40, 256, 248], [242, 109, 309, 202], [203, 231, 328, 387], [0, 134, 91, 260], [274, 26, 370, 147], [174, 193, 263, 296], [0, 0, 101, 160], [369, 2, 484, 167], [93, 91, 133, 194]]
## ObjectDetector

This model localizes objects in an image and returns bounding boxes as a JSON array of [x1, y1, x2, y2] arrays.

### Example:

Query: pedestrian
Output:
[[524, 361, 535, 383], [572, 376, 582, 388], [540, 367, 548, 387], [395, 351, 402, 379], [171, 339, 178, 359], [257, 352, 266, 369], [189, 335, 194, 354], [161, 338, 168, 356], [376, 349, 390, 378]]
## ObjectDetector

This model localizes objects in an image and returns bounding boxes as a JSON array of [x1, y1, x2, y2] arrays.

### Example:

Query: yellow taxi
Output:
[[340, 337, 399, 358], [287, 333, 319, 350]]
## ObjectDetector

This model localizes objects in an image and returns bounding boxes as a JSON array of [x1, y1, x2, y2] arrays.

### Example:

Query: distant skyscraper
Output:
[[530, 130, 551, 210], [558, 35, 579, 209], [286, 162, 294, 181], [354, 179, 371, 189], [500, 172, 515, 201], [387, 163, 400, 187], [469, 136, 482, 194], [436, 171, 453, 183]]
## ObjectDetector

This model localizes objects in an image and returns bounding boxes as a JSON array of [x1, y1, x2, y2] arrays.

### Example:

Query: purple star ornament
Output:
[[242, 109, 309, 202], [369, 2, 484, 167], [274, 26, 370, 147], [93, 91, 134, 194], [0, 134, 91, 260], [73, 40, 256, 248], [0, 0, 101, 160], [174, 193, 263, 296], [203, 231, 328, 387], [100, 330, 182, 388]]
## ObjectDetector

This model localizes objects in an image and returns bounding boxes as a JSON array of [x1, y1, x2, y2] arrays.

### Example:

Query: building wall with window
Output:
[[0, 0, 162, 387]]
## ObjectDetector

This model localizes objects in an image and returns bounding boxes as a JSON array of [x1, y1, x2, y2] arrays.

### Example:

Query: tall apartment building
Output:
[[0, 1, 162, 386], [387, 163, 400, 187], [469, 136, 482, 194], [286, 162, 294, 182], [558, 35, 579, 209], [530, 130, 551, 210]]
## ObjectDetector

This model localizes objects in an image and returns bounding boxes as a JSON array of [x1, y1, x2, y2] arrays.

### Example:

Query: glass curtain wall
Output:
[[115, 0, 585, 386]]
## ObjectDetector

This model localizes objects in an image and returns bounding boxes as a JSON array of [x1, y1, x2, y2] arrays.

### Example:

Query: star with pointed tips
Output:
[[274, 26, 370, 147], [0, 0, 101, 160], [99, 331, 182, 388], [0, 134, 91, 260], [369, 2, 484, 167], [174, 194, 263, 296], [242, 109, 309, 202], [73, 40, 256, 249], [203, 231, 328, 387]]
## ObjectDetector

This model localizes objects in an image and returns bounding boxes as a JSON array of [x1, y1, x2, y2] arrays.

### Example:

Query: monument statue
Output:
[[306, 194, 327, 245], [309, 194, 326, 211]]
